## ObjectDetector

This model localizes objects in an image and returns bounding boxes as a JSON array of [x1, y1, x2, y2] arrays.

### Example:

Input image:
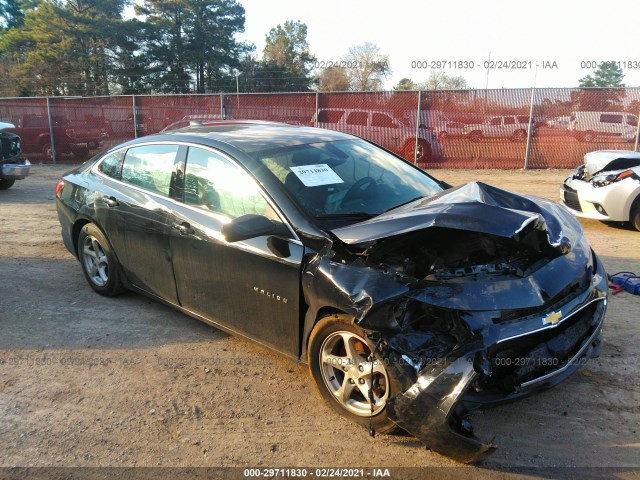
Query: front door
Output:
[[169, 146, 304, 357]]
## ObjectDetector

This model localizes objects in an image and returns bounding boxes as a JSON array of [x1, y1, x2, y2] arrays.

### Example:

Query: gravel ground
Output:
[[1, 166, 639, 480]]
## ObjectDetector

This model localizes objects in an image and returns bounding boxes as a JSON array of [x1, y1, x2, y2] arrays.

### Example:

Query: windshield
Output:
[[254, 139, 443, 224]]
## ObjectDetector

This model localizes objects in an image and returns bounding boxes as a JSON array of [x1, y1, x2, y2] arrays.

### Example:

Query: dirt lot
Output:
[[1, 166, 639, 479]]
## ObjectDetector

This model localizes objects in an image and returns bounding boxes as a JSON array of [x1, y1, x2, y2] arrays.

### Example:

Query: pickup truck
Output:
[[0, 123, 30, 189], [6, 115, 103, 161]]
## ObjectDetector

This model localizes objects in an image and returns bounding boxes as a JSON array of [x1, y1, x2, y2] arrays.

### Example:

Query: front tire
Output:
[[582, 131, 596, 143], [630, 196, 640, 231], [78, 223, 125, 296], [0, 179, 16, 190], [308, 315, 397, 434]]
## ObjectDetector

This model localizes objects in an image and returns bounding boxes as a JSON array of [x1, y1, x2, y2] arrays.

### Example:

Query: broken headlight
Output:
[[591, 169, 639, 187]]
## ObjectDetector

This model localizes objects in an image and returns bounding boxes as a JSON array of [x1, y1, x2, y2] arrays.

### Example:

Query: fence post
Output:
[[45, 97, 57, 164], [132, 95, 139, 139], [413, 91, 422, 165], [315, 92, 319, 127], [634, 102, 640, 152], [523, 86, 536, 170], [220, 94, 225, 119]]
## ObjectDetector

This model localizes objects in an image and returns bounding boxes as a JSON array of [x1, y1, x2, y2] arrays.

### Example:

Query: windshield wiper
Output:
[[314, 212, 378, 220], [384, 196, 425, 212]]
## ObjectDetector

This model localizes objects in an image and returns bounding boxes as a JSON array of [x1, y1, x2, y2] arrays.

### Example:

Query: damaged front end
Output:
[[305, 182, 608, 463]]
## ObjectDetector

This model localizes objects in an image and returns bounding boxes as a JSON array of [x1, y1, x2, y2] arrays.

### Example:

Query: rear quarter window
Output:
[[600, 114, 622, 124], [97, 150, 126, 180]]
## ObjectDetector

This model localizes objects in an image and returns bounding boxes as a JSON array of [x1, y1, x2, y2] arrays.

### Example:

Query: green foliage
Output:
[[420, 71, 469, 90], [578, 61, 624, 88], [259, 20, 316, 92], [318, 66, 349, 92], [394, 78, 417, 91], [0, 0, 25, 29], [0, 0, 251, 96]]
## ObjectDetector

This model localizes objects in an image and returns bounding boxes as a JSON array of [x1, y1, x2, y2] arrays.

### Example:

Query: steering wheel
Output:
[[342, 176, 376, 204]]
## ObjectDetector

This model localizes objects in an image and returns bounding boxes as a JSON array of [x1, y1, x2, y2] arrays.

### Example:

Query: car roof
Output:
[[151, 121, 356, 154]]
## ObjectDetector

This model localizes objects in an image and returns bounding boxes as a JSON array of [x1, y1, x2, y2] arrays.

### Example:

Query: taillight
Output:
[[54, 179, 64, 196]]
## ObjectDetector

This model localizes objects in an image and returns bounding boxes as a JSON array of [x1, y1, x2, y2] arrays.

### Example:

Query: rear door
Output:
[[99, 143, 182, 303], [371, 112, 402, 149], [168, 145, 304, 356]]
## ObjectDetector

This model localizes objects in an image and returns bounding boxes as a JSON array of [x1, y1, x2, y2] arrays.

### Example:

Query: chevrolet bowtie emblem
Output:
[[543, 311, 562, 325]]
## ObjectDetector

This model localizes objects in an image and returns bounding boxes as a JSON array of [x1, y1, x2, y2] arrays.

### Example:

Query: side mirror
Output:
[[222, 214, 290, 243]]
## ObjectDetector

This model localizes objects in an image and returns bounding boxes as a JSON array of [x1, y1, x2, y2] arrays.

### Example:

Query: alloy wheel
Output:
[[318, 331, 389, 417]]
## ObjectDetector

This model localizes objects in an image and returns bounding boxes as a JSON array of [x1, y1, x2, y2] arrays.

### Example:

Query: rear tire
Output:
[[0, 179, 15, 190], [511, 129, 527, 141], [308, 314, 398, 434], [469, 131, 482, 142], [42, 143, 53, 162], [78, 223, 125, 296]]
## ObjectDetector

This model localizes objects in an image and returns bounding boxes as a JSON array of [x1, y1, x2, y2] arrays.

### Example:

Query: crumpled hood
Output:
[[583, 149, 640, 176], [332, 181, 579, 251]]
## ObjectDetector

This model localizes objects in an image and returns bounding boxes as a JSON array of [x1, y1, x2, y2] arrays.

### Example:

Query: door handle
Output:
[[104, 196, 119, 208], [172, 222, 194, 235]]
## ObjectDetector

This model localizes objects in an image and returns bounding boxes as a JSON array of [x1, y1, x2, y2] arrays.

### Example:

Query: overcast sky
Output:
[[235, 0, 640, 89]]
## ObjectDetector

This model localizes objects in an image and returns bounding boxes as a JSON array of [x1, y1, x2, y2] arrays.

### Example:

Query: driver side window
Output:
[[184, 147, 276, 220]]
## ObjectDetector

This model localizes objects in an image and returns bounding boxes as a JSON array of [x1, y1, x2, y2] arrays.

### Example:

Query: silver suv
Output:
[[464, 115, 533, 142]]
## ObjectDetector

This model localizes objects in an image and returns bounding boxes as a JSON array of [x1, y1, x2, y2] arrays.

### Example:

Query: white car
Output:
[[561, 150, 640, 230]]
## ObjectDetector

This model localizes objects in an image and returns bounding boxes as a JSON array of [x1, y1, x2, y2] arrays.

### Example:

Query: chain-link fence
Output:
[[1, 88, 639, 167]]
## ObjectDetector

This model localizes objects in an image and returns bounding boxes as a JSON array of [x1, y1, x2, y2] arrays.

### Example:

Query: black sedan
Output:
[[55, 121, 607, 462]]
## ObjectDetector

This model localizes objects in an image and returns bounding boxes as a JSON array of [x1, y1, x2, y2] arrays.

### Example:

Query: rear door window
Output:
[[600, 114, 622, 124], [372, 113, 398, 128], [121, 144, 179, 196], [317, 110, 344, 124], [346, 111, 368, 126]]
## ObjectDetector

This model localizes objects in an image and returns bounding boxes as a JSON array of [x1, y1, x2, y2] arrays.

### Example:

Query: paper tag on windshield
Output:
[[289, 164, 344, 187]]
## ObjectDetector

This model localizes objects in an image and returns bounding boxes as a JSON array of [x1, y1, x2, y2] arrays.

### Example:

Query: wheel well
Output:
[[71, 219, 91, 257], [303, 307, 351, 361], [630, 192, 640, 216]]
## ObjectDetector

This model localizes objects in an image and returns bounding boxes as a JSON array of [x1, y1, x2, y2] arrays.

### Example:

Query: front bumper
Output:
[[385, 252, 608, 463], [1, 158, 31, 180], [71, 141, 102, 151], [561, 176, 639, 221]]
